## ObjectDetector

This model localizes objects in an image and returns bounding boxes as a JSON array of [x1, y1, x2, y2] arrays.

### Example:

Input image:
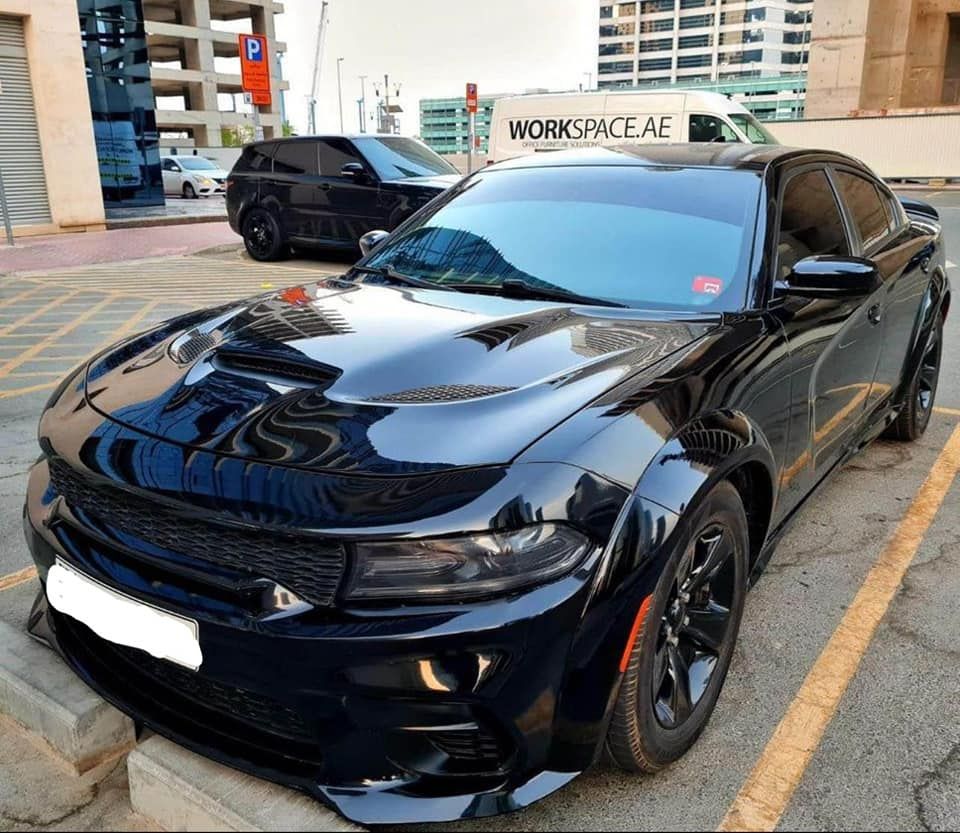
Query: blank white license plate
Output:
[[47, 560, 203, 671]]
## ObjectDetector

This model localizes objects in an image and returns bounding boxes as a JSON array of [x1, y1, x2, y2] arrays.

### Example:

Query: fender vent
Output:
[[367, 383, 515, 403], [676, 426, 744, 465]]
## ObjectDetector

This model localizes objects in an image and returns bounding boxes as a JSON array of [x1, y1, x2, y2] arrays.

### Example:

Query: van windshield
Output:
[[361, 165, 761, 312], [729, 114, 778, 144]]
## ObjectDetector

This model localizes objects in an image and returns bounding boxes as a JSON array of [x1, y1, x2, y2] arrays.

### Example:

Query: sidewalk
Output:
[[0, 223, 239, 275], [105, 197, 227, 229]]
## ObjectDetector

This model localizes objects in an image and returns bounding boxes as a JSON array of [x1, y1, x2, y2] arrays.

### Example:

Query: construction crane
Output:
[[306, 1, 329, 135]]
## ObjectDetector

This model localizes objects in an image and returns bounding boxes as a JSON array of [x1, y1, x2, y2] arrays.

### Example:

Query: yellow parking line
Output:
[[934, 406, 960, 417], [0, 284, 45, 310], [0, 288, 84, 337], [0, 381, 58, 400], [0, 294, 118, 378], [0, 566, 37, 592], [6, 371, 64, 378], [718, 423, 960, 832]]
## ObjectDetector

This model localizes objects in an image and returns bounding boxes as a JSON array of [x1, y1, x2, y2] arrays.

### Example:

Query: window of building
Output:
[[617, 2, 637, 15], [600, 5, 614, 17], [944, 14, 960, 104], [600, 41, 636, 55], [273, 141, 319, 175], [639, 17, 676, 32], [639, 37, 674, 52], [639, 0, 674, 13], [680, 0, 711, 8], [777, 170, 849, 278], [599, 60, 636, 74], [679, 34, 712, 49], [677, 53, 713, 68], [600, 22, 636, 37], [639, 57, 673, 71], [834, 172, 892, 250], [680, 13, 713, 28]]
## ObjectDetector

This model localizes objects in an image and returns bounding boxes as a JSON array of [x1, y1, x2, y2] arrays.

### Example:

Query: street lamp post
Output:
[[582, 71, 593, 91], [358, 74, 368, 132], [336, 57, 344, 133]]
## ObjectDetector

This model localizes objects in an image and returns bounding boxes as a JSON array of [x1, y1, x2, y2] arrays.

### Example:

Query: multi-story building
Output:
[[597, 0, 813, 119], [419, 94, 501, 155]]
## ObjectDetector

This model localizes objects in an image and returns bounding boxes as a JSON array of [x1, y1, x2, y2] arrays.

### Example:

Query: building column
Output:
[[179, 0, 219, 145]]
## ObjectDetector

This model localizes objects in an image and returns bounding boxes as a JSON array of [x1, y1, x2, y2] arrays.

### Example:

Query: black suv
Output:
[[226, 134, 461, 261]]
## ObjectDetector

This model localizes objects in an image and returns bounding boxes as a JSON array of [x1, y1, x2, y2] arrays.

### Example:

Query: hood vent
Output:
[[212, 349, 340, 388], [171, 330, 220, 364], [367, 383, 515, 404]]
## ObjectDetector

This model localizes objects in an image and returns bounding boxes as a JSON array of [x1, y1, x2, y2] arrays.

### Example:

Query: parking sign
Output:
[[466, 83, 478, 114], [239, 34, 271, 105]]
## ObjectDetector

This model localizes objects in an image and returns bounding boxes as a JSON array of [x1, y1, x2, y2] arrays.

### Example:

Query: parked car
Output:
[[161, 155, 228, 198], [225, 134, 461, 260], [25, 144, 948, 825]]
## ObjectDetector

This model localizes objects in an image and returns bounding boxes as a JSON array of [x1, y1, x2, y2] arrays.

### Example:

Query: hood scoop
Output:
[[367, 383, 516, 404], [212, 348, 341, 388], [171, 330, 221, 364], [242, 302, 353, 341]]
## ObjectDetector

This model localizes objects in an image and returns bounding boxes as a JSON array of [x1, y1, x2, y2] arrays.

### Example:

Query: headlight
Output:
[[198, 177, 213, 186], [344, 523, 592, 602]]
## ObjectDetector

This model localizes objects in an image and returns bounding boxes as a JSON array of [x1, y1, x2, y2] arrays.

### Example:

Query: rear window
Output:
[[364, 165, 761, 311], [232, 143, 274, 173], [834, 171, 892, 250]]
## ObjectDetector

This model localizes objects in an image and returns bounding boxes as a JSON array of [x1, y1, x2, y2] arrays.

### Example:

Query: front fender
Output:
[[897, 268, 950, 405], [635, 410, 777, 518]]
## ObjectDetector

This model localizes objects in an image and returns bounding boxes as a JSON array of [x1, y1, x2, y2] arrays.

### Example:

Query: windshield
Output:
[[177, 157, 220, 171], [362, 165, 760, 312], [729, 114, 778, 144], [353, 137, 459, 180]]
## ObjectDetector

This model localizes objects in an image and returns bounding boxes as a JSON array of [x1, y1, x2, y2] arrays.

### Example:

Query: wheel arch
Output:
[[633, 410, 777, 573], [897, 266, 950, 405]]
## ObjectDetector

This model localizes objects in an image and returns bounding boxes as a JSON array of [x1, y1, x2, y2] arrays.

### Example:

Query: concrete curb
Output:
[[0, 620, 136, 773], [128, 735, 363, 832], [105, 214, 227, 230]]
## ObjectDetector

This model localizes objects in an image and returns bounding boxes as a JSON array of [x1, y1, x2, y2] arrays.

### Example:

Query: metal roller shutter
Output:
[[0, 16, 51, 226]]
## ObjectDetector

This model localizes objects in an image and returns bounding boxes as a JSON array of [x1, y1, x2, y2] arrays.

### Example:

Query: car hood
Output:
[[383, 173, 461, 190], [83, 279, 718, 474]]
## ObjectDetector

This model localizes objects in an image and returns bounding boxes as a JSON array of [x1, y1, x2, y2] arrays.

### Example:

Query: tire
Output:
[[606, 480, 749, 773], [182, 182, 197, 200], [242, 208, 286, 262], [883, 316, 943, 442]]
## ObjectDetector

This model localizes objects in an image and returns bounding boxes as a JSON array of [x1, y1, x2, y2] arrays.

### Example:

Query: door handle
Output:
[[867, 303, 883, 325], [319, 182, 332, 191]]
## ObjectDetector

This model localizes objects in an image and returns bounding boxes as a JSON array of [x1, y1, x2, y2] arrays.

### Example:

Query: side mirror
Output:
[[359, 229, 389, 257], [341, 162, 366, 179], [775, 256, 881, 300]]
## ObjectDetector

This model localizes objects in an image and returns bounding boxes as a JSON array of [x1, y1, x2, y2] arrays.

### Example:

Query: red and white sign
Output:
[[239, 34, 271, 106], [692, 275, 724, 295], [466, 82, 478, 114]]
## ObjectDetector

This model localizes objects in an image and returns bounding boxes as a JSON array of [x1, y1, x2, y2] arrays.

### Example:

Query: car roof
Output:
[[486, 144, 869, 174], [252, 134, 409, 144]]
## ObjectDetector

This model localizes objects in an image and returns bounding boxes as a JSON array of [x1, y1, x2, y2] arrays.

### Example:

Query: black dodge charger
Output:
[[25, 145, 949, 824]]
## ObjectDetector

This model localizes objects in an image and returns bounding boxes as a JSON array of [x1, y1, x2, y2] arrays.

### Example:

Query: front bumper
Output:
[[23, 456, 635, 824]]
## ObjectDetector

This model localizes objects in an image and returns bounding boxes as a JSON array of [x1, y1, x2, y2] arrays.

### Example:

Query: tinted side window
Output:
[[162, 159, 178, 171], [778, 169, 849, 278], [233, 143, 274, 173], [835, 171, 891, 250], [318, 139, 364, 177], [689, 114, 739, 143], [273, 141, 319, 175]]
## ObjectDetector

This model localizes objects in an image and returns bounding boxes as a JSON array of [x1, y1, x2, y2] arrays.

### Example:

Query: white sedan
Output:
[[161, 155, 228, 198]]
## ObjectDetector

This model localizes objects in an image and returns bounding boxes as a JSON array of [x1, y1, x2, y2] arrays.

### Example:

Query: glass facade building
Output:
[[419, 94, 504, 155], [78, 0, 163, 207], [597, 0, 813, 120]]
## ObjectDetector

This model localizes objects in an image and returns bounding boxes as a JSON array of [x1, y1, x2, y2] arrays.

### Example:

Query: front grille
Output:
[[113, 642, 309, 738], [367, 383, 514, 403], [429, 727, 503, 764], [48, 458, 346, 607]]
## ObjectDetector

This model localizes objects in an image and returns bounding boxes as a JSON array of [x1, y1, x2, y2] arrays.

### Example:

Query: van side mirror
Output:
[[775, 256, 882, 300], [359, 229, 389, 257]]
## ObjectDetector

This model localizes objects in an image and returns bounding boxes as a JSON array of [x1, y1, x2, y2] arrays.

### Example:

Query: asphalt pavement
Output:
[[0, 194, 958, 831]]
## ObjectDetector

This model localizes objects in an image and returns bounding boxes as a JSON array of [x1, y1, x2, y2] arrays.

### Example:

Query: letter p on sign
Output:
[[245, 38, 262, 61]]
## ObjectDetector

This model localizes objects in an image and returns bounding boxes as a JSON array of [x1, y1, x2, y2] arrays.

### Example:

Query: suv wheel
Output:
[[242, 208, 286, 262]]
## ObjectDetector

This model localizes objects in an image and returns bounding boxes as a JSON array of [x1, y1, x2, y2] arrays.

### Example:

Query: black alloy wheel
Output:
[[884, 317, 943, 442], [242, 208, 286, 262], [606, 480, 748, 773]]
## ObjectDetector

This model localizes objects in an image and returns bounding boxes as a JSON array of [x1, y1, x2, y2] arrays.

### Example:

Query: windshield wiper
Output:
[[442, 278, 626, 308], [350, 264, 439, 290]]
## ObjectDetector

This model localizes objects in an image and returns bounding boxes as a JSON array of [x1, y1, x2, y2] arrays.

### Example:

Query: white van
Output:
[[488, 89, 777, 162]]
